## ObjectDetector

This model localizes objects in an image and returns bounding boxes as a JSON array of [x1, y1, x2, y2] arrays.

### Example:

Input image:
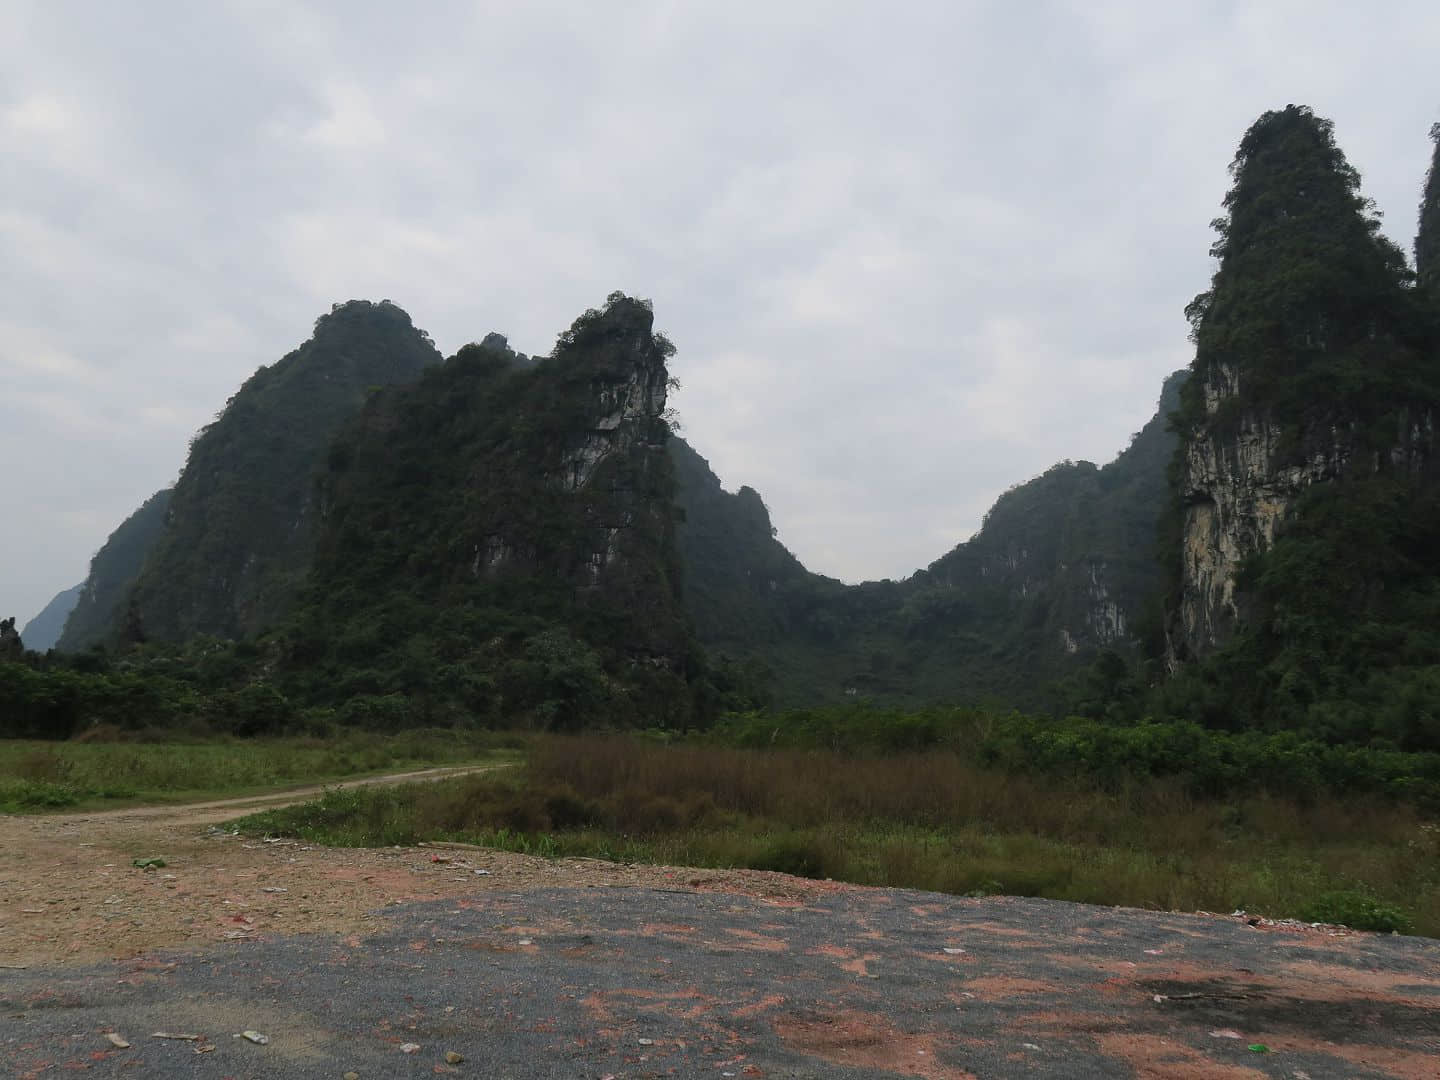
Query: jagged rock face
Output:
[[1167, 106, 1431, 665], [1175, 364, 1340, 656], [294, 294, 697, 726], [1174, 362, 1438, 661]]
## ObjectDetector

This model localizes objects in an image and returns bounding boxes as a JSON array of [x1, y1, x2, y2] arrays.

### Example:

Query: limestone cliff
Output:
[[1167, 106, 1435, 665], [286, 293, 699, 728]]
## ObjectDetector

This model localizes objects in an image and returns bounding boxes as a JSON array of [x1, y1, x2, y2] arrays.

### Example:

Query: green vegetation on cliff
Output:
[[1159, 107, 1440, 749], [673, 373, 1183, 709], [1179, 106, 1427, 436], [275, 294, 703, 730], [56, 488, 172, 651], [125, 300, 441, 644]]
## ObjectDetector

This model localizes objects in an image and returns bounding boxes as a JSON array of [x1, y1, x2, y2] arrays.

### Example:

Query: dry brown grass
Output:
[[241, 734, 1440, 936]]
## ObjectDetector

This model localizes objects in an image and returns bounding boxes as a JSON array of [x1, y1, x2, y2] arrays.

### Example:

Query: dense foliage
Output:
[[1179, 106, 1425, 433], [123, 301, 441, 644], [56, 488, 171, 650], [1159, 107, 1440, 747], [12, 108, 1440, 768], [275, 294, 705, 730]]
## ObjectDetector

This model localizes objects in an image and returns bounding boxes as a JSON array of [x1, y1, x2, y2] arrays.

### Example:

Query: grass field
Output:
[[237, 734, 1439, 937], [0, 728, 523, 813]]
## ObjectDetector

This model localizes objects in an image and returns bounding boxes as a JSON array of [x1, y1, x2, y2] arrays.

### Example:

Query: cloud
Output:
[[2, 0, 1438, 623]]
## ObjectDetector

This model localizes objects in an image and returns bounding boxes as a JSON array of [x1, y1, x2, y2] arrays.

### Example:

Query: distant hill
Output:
[[20, 584, 82, 652], [672, 372, 1185, 707]]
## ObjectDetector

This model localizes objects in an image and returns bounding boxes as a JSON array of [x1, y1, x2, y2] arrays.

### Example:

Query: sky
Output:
[[3, 1, 1438, 627]]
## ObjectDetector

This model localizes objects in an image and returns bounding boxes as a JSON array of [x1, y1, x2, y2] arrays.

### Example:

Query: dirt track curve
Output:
[[3, 770, 1438, 1078]]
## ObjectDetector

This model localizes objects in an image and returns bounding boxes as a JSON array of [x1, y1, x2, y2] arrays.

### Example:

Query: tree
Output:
[[0, 617, 22, 659]]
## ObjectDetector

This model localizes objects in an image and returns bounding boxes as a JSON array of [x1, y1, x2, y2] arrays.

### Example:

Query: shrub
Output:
[[1298, 890, 1414, 934]]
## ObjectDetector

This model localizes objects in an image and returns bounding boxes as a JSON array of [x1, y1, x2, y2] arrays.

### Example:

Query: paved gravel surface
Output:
[[5, 881, 1439, 1079]]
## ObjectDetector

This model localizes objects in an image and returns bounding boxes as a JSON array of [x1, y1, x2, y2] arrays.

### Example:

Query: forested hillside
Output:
[[9, 107, 1438, 745], [672, 372, 1183, 707], [274, 294, 703, 729], [1158, 106, 1440, 750], [56, 488, 172, 651], [122, 300, 441, 643]]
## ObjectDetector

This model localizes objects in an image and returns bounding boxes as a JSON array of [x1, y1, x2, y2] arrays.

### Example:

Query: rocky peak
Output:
[[1169, 107, 1430, 663]]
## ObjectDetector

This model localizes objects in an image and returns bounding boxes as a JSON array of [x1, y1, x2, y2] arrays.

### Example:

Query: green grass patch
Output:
[[234, 734, 1440, 937], [0, 729, 526, 813]]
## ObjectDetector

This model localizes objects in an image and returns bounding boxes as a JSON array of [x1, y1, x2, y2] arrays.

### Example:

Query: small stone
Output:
[[400, 1042, 421, 1054], [105, 1033, 130, 1049], [344, 1073, 359, 1079], [445, 1051, 464, 1063]]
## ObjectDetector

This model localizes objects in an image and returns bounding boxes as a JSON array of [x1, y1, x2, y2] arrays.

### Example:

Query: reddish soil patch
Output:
[[773, 1009, 976, 1079], [1093, 1033, 1269, 1078]]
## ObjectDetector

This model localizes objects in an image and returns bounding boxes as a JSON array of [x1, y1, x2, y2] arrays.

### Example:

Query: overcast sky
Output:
[[3, 1, 1437, 626]]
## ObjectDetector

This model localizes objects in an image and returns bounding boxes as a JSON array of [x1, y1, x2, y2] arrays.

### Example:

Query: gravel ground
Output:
[[3, 784, 1439, 1078]]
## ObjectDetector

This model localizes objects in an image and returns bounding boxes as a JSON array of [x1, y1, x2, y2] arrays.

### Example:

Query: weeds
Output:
[[235, 734, 1440, 937]]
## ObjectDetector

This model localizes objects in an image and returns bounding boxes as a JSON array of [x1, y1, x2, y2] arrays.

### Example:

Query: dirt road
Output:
[[3, 774, 1439, 1078], [0, 763, 714, 969]]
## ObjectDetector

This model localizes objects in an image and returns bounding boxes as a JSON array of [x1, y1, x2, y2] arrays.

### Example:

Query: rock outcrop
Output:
[[289, 293, 698, 727], [1168, 107, 1435, 665]]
